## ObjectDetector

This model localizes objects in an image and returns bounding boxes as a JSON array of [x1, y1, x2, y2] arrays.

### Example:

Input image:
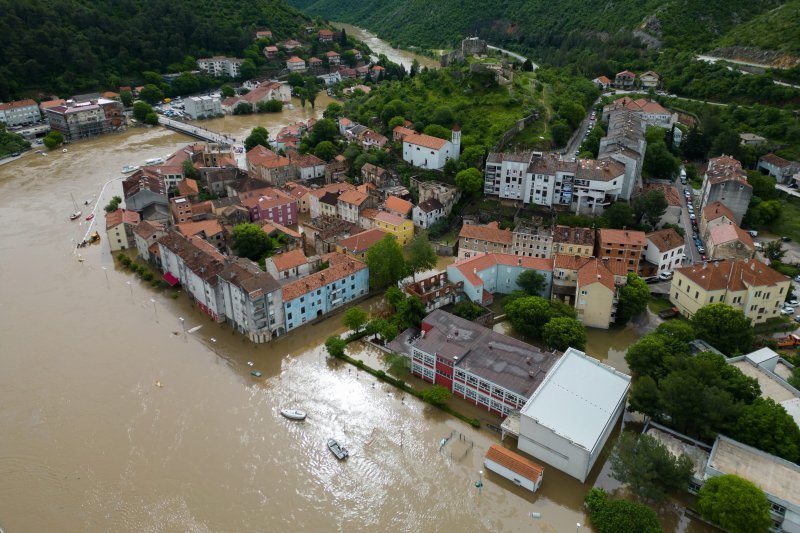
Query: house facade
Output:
[[184, 96, 221, 119], [758, 153, 800, 184], [239, 187, 298, 225], [402, 128, 461, 170], [699, 155, 752, 225], [197, 57, 243, 77], [218, 258, 285, 343], [596, 228, 646, 272], [412, 198, 445, 229], [457, 221, 513, 260], [644, 229, 685, 272], [707, 225, 756, 261], [0, 99, 40, 127], [552, 225, 595, 257], [106, 209, 141, 252], [370, 211, 414, 245]]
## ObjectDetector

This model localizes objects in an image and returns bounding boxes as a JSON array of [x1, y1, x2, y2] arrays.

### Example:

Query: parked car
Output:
[[747, 230, 758, 237], [782, 236, 792, 242], [781, 306, 794, 316], [787, 299, 799, 307], [794, 275, 800, 282], [697, 245, 705, 254], [659, 271, 673, 281], [689, 213, 696, 220]]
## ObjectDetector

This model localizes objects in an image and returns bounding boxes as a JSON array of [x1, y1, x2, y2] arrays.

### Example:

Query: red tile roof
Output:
[[646, 228, 684, 252], [0, 99, 37, 110], [373, 211, 407, 227], [595, 75, 611, 84], [403, 133, 448, 150], [105, 208, 140, 229], [459, 221, 513, 245], [281, 253, 366, 302], [269, 248, 307, 271], [760, 153, 793, 168], [176, 219, 224, 238], [383, 195, 412, 216], [239, 187, 295, 210], [451, 253, 554, 287], [706, 155, 749, 186], [261, 221, 301, 239], [676, 258, 787, 291], [554, 254, 592, 270], [338, 190, 369, 206], [287, 56, 305, 64], [485, 444, 543, 483], [598, 228, 646, 246], [577, 258, 616, 291], [552, 225, 595, 247], [177, 178, 199, 197], [337, 228, 388, 254], [708, 224, 755, 248], [702, 201, 736, 223]]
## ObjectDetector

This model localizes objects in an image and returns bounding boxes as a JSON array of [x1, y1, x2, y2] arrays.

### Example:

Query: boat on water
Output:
[[121, 165, 139, 174], [250, 370, 262, 377], [327, 438, 349, 460], [144, 157, 164, 166], [62, 148, 68, 153], [280, 409, 307, 421], [85, 213, 94, 221], [69, 193, 82, 221]]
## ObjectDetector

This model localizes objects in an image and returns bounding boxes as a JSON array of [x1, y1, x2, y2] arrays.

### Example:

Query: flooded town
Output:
[[2, 5, 800, 533]]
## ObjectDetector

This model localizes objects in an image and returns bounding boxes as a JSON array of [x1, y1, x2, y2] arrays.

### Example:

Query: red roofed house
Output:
[[699, 201, 738, 242], [402, 127, 461, 170], [265, 248, 313, 281], [133, 220, 166, 263], [335, 228, 388, 259], [362, 130, 388, 150], [644, 228, 685, 273], [707, 224, 756, 261], [575, 258, 619, 329], [177, 178, 200, 201], [484, 444, 544, 493], [757, 153, 800, 184], [592, 76, 612, 90], [596, 228, 647, 273], [288, 150, 326, 181], [286, 56, 306, 72], [175, 219, 226, 252], [318, 29, 334, 42], [393, 125, 415, 142], [0, 99, 40, 127], [308, 57, 323, 69], [458, 221, 513, 260], [247, 145, 291, 186], [325, 51, 340, 65], [222, 81, 292, 113], [263, 46, 279, 59], [614, 70, 636, 89], [106, 208, 141, 252], [601, 96, 672, 127], [639, 71, 660, 89], [447, 252, 554, 306], [239, 187, 298, 225], [383, 195, 413, 219], [255, 30, 272, 39]]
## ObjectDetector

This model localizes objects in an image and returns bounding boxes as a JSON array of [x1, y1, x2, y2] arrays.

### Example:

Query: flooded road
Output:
[[332, 23, 441, 71], [0, 116, 710, 531]]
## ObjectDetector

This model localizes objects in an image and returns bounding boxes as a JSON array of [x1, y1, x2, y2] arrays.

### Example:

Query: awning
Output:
[[162, 272, 179, 286]]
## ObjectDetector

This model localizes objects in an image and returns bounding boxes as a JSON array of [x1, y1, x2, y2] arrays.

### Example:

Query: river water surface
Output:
[[0, 103, 710, 532]]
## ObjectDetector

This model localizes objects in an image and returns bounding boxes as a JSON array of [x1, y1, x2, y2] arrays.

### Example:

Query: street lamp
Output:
[[102, 266, 109, 285], [530, 512, 541, 520], [475, 470, 484, 493], [210, 337, 217, 354], [577, 523, 582, 533], [126, 280, 133, 302], [179, 316, 186, 336], [150, 298, 158, 322]]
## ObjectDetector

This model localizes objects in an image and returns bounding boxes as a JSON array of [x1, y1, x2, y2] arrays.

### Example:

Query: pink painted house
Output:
[[239, 187, 298, 226]]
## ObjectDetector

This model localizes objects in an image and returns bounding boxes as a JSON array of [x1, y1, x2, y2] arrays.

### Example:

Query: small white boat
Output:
[[280, 409, 307, 421], [121, 165, 139, 174], [69, 193, 82, 221], [327, 438, 349, 460], [144, 157, 164, 166], [62, 148, 68, 153]]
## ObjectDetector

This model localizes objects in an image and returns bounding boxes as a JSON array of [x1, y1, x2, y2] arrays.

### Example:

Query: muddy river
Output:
[[0, 105, 710, 531], [331, 23, 441, 72]]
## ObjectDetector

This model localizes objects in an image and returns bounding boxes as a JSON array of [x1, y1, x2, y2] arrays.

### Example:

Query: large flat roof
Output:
[[708, 435, 800, 505], [520, 348, 631, 453]]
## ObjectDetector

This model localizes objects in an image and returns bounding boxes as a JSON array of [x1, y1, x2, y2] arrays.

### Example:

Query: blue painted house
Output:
[[282, 252, 369, 332], [447, 253, 554, 305]]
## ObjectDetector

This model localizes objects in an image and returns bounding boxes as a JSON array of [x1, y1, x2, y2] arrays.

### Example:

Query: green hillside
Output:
[[0, 0, 311, 99], [715, 0, 800, 59], [289, 0, 785, 64]]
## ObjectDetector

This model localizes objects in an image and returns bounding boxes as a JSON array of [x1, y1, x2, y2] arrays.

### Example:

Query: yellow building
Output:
[[574, 258, 618, 329], [670, 258, 790, 324], [552, 225, 595, 257], [106, 209, 141, 252], [371, 211, 414, 246]]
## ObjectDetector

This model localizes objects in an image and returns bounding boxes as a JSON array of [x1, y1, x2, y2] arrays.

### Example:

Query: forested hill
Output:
[[0, 0, 310, 99], [289, 0, 788, 65]]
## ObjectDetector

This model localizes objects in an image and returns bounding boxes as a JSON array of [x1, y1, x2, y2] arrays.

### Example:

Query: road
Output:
[[487, 45, 538, 70], [564, 97, 601, 157], [678, 178, 703, 265], [696, 54, 800, 90]]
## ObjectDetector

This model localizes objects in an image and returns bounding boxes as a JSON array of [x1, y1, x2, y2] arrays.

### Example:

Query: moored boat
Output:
[[121, 165, 139, 174], [69, 193, 81, 220], [327, 438, 349, 460], [280, 409, 307, 421], [85, 213, 95, 221]]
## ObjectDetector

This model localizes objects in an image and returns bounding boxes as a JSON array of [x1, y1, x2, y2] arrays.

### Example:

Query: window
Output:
[[287, 313, 293, 320]]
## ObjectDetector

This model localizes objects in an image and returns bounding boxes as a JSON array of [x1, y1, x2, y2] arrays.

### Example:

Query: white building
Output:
[[218, 258, 285, 342], [184, 96, 221, 119], [412, 198, 445, 229], [644, 228, 685, 272], [0, 99, 41, 127], [518, 348, 631, 482], [197, 56, 243, 78], [484, 444, 544, 493], [402, 127, 461, 170], [286, 56, 307, 72]]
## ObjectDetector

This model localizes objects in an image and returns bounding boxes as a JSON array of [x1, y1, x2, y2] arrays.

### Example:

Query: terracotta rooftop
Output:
[[416, 198, 444, 213], [105, 208, 140, 229], [702, 201, 737, 223], [133, 220, 165, 239], [158, 232, 225, 283], [451, 253, 554, 288], [485, 444, 544, 482], [646, 228, 685, 252], [552, 225, 595, 247], [337, 228, 388, 254], [0, 99, 37, 110], [287, 56, 304, 64], [176, 219, 224, 238], [309, 182, 355, 199], [598, 228, 646, 246], [383, 195, 412, 216], [676, 258, 787, 292], [706, 155, 750, 187], [177, 178, 199, 197], [39, 99, 66, 109], [288, 150, 325, 168], [337, 190, 369, 206], [641, 183, 681, 207], [554, 254, 592, 271], [577, 258, 616, 291], [373, 211, 407, 227], [595, 75, 611, 84], [708, 224, 755, 248], [281, 252, 366, 302], [760, 153, 794, 168], [393, 126, 415, 138], [219, 257, 280, 298], [459, 221, 513, 245], [239, 187, 295, 209], [606, 96, 669, 116], [269, 248, 307, 272], [403, 133, 448, 150], [261, 220, 301, 239]]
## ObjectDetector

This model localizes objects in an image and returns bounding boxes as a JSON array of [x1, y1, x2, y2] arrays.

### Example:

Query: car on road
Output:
[[689, 213, 696, 220], [782, 307, 794, 316], [659, 271, 673, 281], [787, 299, 799, 307], [782, 236, 792, 242], [701, 254, 707, 261], [697, 245, 705, 254], [794, 275, 800, 283]]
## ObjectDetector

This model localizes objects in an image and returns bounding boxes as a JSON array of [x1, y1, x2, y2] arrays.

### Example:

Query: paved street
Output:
[[678, 179, 703, 265]]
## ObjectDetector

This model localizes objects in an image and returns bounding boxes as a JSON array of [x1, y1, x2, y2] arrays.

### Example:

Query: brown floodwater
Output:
[[331, 23, 441, 72], [0, 113, 711, 531]]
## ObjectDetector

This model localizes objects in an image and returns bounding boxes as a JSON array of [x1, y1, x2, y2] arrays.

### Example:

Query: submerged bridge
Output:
[[158, 117, 234, 146]]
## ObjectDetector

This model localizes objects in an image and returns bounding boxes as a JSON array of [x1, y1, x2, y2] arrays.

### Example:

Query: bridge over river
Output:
[[158, 116, 235, 146]]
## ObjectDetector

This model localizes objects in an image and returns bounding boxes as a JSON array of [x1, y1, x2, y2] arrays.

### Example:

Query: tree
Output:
[[343, 307, 369, 333], [384, 286, 405, 310], [602, 202, 636, 229], [505, 296, 574, 339], [233, 102, 253, 115], [182, 159, 199, 180], [287, 72, 305, 88], [120, 90, 133, 107], [625, 335, 676, 379], [455, 168, 484, 197], [304, 79, 320, 109], [239, 59, 257, 80], [460, 145, 486, 169], [230, 223, 273, 261], [395, 296, 426, 330], [139, 83, 164, 104], [257, 99, 282, 113], [628, 375, 662, 415], [407, 233, 437, 281], [366, 234, 406, 289], [43, 130, 64, 149], [517, 270, 547, 296], [244, 127, 270, 151], [551, 121, 571, 147], [339, 27, 348, 46], [615, 273, 650, 324], [690, 303, 753, 356], [452, 300, 484, 320], [220, 84, 235, 98], [522, 59, 534, 72], [697, 475, 771, 533], [132, 101, 153, 122], [732, 398, 800, 463], [423, 124, 451, 140], [325, 336, 347, 359], [307, 118, 338, 145], [144, 112, 159, 125], [313, 141, 337, 161], [632, 189, 668, 226], [541, 317, 586, 351], [387, 115, 406, 131], [420, 385, 451, 407], [746, 171, 778, 201], [609, 433, 694, 502], [763, 240, 785, 263], [104, 195, 122, 213], [584, 488, 662, 533], [324, 102, 343, 120], [790, 366, 800, 390]]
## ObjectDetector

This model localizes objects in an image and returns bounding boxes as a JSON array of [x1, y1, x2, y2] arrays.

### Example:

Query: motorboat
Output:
[[250, 370, 262, 377], [327, 438, 349, 460], [280, 409, 307, 421], [144, 157, 164, 166], [69, 193, 81, 221], [70, 211, 81, 221], [121, 165, 139, 174], [85, 213, 95, 221]]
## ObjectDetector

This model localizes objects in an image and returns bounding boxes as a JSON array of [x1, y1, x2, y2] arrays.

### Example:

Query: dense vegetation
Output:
[[0, 0, 311, 99], [290, 0, 786, 66], [0, 124, 30, 158], [714, 0, 800, 58]]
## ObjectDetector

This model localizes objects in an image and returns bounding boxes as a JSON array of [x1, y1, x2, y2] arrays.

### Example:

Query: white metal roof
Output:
[[520, 348, 631, 453], [746, 347, 780, 366]]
